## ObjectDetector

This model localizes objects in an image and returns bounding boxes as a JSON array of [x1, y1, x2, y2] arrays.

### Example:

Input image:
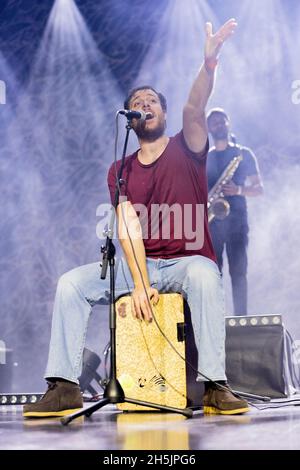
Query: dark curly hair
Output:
[[124, 85, 167, 112]]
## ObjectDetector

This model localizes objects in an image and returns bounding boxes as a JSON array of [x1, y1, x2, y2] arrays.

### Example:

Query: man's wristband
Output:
[[237, 185, 243, 196], [204, 58, 219, 72]]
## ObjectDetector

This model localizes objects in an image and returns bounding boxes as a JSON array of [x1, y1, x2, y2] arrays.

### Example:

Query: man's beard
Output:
[[134, 119, 166, 142], [211, 128, 229, 141]]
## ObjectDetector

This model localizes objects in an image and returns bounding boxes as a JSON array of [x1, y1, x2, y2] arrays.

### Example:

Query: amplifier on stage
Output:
[[0, 340, 13, 393], [225, 314, 299, 398]]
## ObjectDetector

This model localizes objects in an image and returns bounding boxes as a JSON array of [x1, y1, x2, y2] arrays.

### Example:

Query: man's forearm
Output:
[[119, 236, 150, 289], [185, 62, 216, 118], [241, 184, 264, 197], [117, 202, 150, 289]]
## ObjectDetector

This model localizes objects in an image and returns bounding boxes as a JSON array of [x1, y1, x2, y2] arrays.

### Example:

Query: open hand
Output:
[[205, 18, 237, 62]]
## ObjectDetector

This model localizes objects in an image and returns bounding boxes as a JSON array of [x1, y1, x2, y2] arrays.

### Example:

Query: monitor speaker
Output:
[[0, 342, 13, 393], [225, 315, 287, 398]]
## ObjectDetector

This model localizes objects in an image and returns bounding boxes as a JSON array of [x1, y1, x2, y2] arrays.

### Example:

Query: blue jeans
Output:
[[45, 255, 226, 384]]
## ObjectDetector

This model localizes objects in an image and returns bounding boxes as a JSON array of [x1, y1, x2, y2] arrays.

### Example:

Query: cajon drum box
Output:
[[116, 293, 188, 410]]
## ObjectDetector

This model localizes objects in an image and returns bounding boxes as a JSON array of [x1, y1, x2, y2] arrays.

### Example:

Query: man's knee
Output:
[[185, 257, 220, 287], [57, 267, 83, 294]]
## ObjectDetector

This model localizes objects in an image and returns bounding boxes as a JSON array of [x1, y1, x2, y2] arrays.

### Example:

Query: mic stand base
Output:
[[61, 379, 193, 425], [62, 400, 193, 424], [231, 389, 271, 402]]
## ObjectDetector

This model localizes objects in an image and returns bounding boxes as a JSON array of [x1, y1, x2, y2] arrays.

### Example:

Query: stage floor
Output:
[[1, 400, 300, 450]]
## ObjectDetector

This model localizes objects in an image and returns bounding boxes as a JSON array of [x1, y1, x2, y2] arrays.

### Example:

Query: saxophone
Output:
[[208, 154, 243, 223]]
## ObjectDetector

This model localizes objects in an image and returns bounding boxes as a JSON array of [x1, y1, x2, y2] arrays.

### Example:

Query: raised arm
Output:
[[183, 18, 237, 153]]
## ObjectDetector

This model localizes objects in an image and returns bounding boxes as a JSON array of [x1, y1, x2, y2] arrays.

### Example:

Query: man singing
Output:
[[24, 19, 249, 418]]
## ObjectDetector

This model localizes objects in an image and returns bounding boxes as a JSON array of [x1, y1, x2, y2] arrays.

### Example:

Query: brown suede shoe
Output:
[[203, 383, 250, 415], [23, 381, 83, 418]]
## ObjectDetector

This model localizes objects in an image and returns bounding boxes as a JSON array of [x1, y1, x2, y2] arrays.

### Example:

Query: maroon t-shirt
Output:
[[107, 131, 216, 262]]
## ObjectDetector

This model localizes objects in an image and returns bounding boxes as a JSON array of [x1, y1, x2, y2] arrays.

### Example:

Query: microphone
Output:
[[119, 109, 153, 121]]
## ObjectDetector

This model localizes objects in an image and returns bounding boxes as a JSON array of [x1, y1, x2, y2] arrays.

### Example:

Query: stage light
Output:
[[226, 314, 282, 327], [0, 394, 43, 406]]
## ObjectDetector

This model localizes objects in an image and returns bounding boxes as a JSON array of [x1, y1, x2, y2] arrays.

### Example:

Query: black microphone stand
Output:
[[62, 117, 193, 425]]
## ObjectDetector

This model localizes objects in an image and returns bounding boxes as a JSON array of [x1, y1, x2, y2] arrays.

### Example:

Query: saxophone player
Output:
[[207, 109, 263, 315]]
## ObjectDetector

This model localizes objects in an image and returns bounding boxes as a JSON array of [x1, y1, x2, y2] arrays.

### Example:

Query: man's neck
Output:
[[138, 135, 169, 165], [214, 139, 229, 151]]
